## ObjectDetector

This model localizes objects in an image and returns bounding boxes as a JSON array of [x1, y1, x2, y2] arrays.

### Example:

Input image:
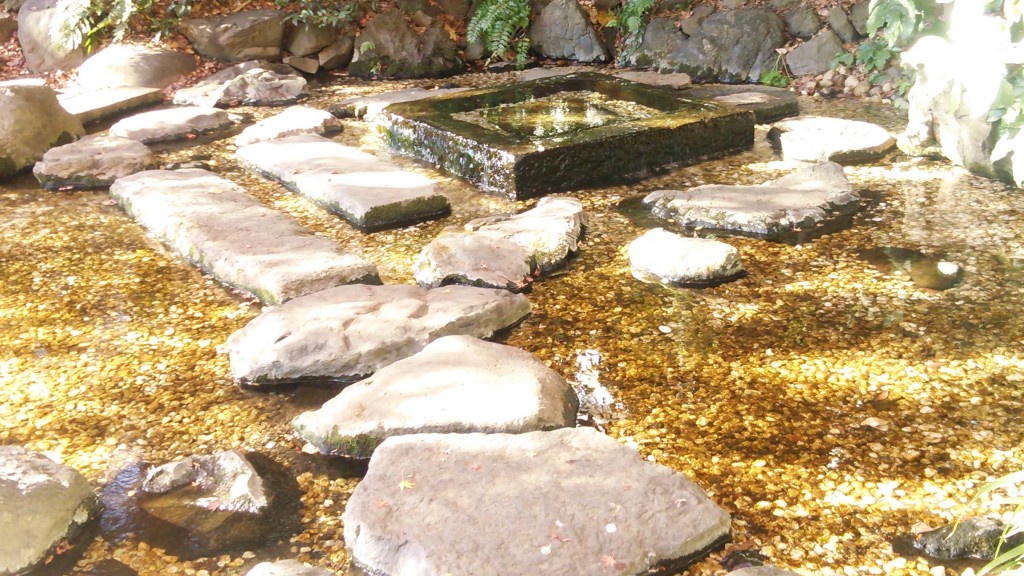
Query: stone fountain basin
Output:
[[378, 72, 755, 199]]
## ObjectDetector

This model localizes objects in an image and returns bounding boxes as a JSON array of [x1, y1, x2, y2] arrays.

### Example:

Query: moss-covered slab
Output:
[[237, 134, 450, 232], [380, 72, 754, 199], [109, 169, 380, 304]]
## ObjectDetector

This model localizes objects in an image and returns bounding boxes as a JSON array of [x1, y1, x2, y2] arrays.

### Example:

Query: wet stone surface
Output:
[[2, 70, 1024, 576]]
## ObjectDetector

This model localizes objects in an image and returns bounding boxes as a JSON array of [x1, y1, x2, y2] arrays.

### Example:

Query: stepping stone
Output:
[[109, 106, 235, 144], [109, 169, 380, 304], [173, 61, 307, 108], [644, 162, 858, 241], [328, 86, 470, 121], [292, 335, 579, 458], [683, 84, 798, 123], [33, 134, 154, 190], [343, 428, 731, 576], [227, 284, 531, 386], [234, 105, 342, 147], [57, 86, 164, 125], [0, 446, 101, 575], [414, 197, 586, 291], [629, 228, 744, 286], [246, 560, 333, 576], [768, 116, 895, 163], [237, 135, 450, 231]]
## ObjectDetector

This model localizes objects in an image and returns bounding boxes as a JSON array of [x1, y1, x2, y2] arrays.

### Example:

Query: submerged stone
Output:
[[380, 72, 754, 199], [343, 428, 731, 576], [892, 517, 1020, 562], [768, 115, 895, 164], [234, 105, 342, 147], [109, 107, 235, 144], [237, 134, 450, 231], [142, 450, 269, 515], [109, 169, 380, 304], [292, 335, 579, 458], [644, 162, 858, 241], [629, 228, 744, 286], [0, 446, 101, 576], [414, 197, 586, 291], [227, 284, 532, 385], [859, 246, 963, 290], [246, 559, 334, 576], [33, 134, 154, 190]]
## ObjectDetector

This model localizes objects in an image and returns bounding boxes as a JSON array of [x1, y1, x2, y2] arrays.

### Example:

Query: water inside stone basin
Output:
[[2, 71, 1024, 576]]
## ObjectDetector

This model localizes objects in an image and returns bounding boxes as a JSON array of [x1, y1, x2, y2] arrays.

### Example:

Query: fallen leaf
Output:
[[399, 479, 415, 492]]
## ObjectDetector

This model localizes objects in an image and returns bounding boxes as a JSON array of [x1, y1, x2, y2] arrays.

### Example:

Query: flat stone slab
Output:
[[343, 428, 731, 576], [328, 87, 470, 121], [235, 105, 342, 147], [174, 61, 307, 108], [683, 84, 798, 123], [644, 162, 858, 241], [0, 446, 101, 575], [292, 335, 579, 458], [237, 135, 450, 231], [246, 560, 334, 576], [57, 86, 164, 124], [629, 228, 744, 285], [414, 197, 586, 291], [109, 169, 380, 304], [768, 115, 895, 163], [33, 134, 154, 190], [227, 284, 531, 385], [109, 106, 235, 144]]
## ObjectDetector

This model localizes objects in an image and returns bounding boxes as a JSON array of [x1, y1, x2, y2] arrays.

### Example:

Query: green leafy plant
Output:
[[831, 50, 854, 69], [608, 0, 657, 64], [52, 0, 135, 52], [759, 54, 789, 87], [856, 38, 897, 72], [274, 0, 361, 29], [866, 0, 940, 49], [966, 468, 1024, 574], [466, 0, 532, 69]]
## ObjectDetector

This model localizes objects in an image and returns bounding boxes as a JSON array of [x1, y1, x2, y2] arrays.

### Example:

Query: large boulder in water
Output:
[[528, 0, 608, 63], [17, 0, 85, 73], [0, 81, 84, 178], [0, 446, 101, 575], [180, 9, 285, 62], [661, 9, 785, 83], [349, 9, 464, 78]]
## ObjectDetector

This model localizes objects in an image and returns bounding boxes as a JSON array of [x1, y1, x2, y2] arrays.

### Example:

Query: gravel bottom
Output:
[[1, 72, 1023, 576]]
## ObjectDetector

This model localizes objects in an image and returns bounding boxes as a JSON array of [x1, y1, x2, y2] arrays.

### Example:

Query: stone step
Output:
[[33, 134, 155, 190], [58, 86, 163, 125], [292, 335, 579, 458], [236, 134, 450, 232], [227, 284, 531, 386], [343, 428, 731, 576], [109, 169, 380, 304], [109, 106, 236, 144]]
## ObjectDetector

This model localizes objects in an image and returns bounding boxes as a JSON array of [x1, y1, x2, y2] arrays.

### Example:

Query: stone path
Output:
[[227, 284, 532, 385], [629, 228, 744, 286], [109, 106, 236, 144], [34, 134, 154, 190], [109, 169, 380, 304], [292, 335, 579, 458], [234, 105, 342, 147], [344, 428, 731, 576], [57, 86, 164, 124], [768, 115, 896, 163], [237, 134, 450, 231], [415, 197, 587, 291]]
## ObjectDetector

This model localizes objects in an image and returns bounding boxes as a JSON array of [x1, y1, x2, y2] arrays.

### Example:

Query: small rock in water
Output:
[[628, 228, 744, 286], [720, 548, 768, 570], [892, 517, 1020, 562], [142, 450, 270, 514], [859, 247, 962, 290]]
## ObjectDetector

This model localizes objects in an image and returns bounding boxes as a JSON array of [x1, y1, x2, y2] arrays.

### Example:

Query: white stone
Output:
[[109, 106, 234, 144], [234, 106, 342, 146], [33, 134, 154, 189], [629, 228, 743, 285], [768, 115, 895, 164]]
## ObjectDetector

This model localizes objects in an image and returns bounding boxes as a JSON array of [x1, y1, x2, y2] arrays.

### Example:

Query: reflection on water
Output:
[[2, 73, 1024, 576]]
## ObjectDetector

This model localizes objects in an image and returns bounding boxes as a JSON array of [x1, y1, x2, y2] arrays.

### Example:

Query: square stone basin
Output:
[[378, 72, 756, 200]]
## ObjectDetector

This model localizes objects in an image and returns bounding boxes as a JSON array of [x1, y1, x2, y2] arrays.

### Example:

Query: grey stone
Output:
[[349, 10, 464, 78], [180, 9, 285, 62], [722, 0, 745, 8], [828, 6, 859, 44], [783, 7, 821, 40], [2, 0, 25, 12], [173, 61, 307, 107], [237, 134, 450, 231], [234, 105, 342, 147], [293, 335, 579, 458], [285, 23, 337, 57], [226, 284, 532, 385], [284, 54, 319, 74], [109, 169, 379, 304], [892, 517, 1016, 562], [414, 197, 586, 291], [33, 134, 154, 189], [785, 29, 843, 77], [17, 0, 84, 73], [318, 34, 354, 70], [73, 44, 196, 90], [613, 69, 691, 89], [729, 568, 803, 576], [247, 560, 334, 576], [0, 446, 100, 576], [593, 0, 621, 9], [0, 13, 15, 43], [108, 106, 234, 144], [622, 17, 686, 68], [683, 84, 798, 123], [343, 428, 731, 576], [850, 0, 869, 36], [629, 228, 744, 285], [57, 86, 164, 125], [769, 115, 895, 164], [664, 9, 785, 83], [529, 0, 608, 63], [910, 258, 963, 290], [769, 0, 798, 10], [679, 3, 714, 36], [143, 450, 268, 514], [328, 86, 469, 120], [644, 162, 858, 240], [0, 81, 83, 178]]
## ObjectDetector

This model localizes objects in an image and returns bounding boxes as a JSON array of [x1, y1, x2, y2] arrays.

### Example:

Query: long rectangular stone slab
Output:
[[109, 169, 380, 304], [237, 135, 450, 232], [58, 86, 163, 125]]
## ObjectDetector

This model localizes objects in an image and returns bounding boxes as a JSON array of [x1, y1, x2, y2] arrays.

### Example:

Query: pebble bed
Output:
[[2, 71, 1023, 576]]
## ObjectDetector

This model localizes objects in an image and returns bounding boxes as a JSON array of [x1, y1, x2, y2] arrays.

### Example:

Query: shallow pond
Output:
[[2, 71, 1024, 576]]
